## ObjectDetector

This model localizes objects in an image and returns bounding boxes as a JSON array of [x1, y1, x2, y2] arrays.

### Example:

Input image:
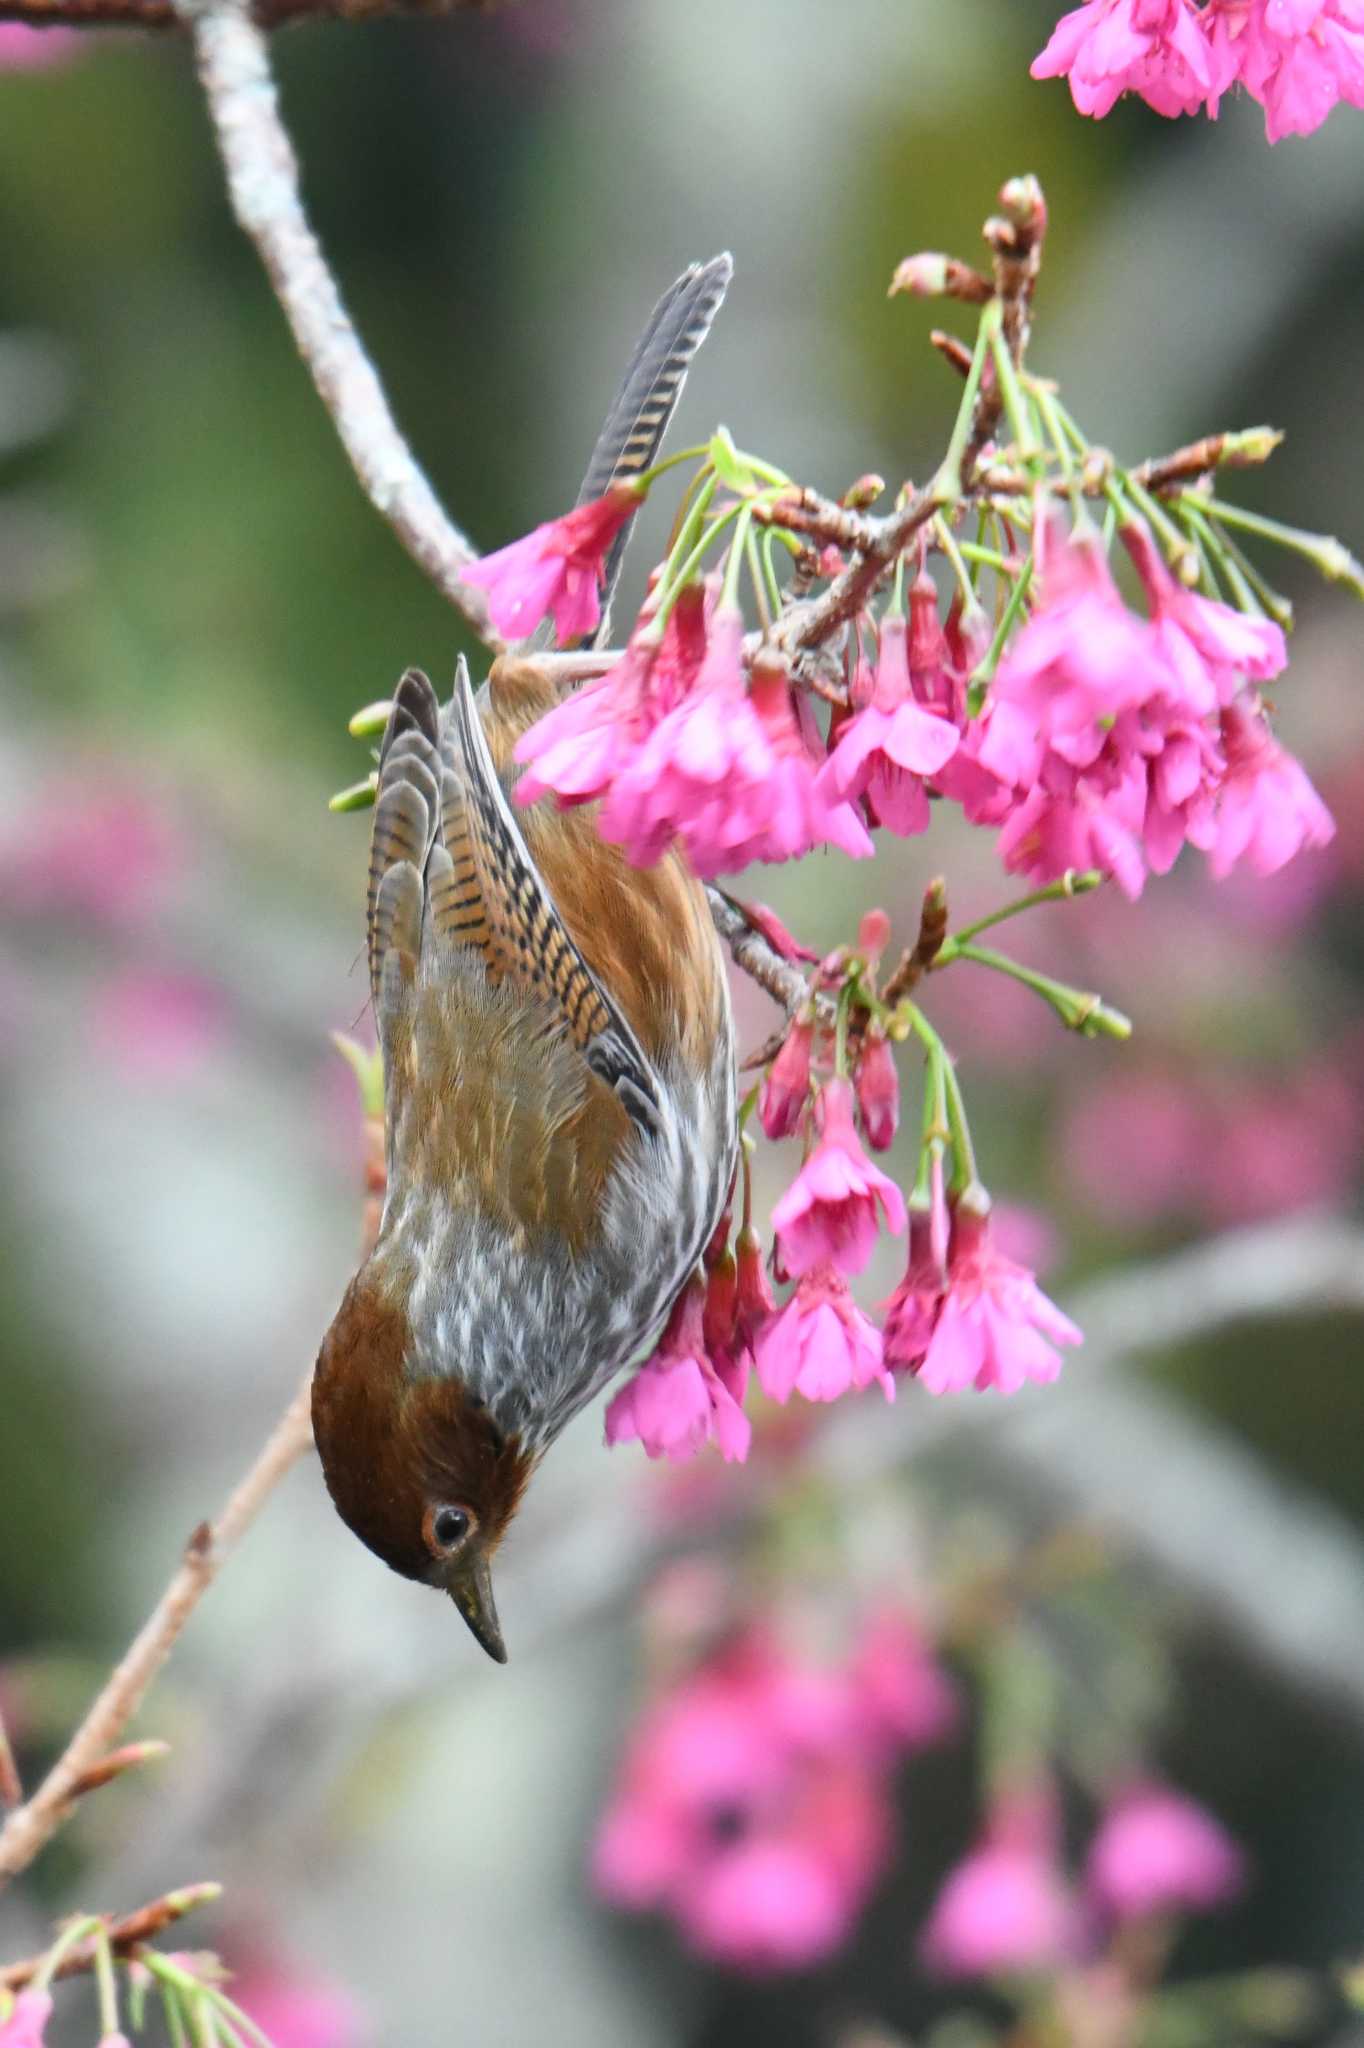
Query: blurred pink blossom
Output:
[[232, 1964, 363, 2048], [852, 1607, 959, 1752], [921, 1803, 1076, 1979], [596, 1620, 953, 1972], [2, 779, 179, 927], [90, 969, 227, 1081], [0, 1992, 52, 2048], [0, 24, 79, 68], [1087, 1783, 1245, 1920], [1060, 1070, 1203, 1226], [1206, 699, 1336, 879]]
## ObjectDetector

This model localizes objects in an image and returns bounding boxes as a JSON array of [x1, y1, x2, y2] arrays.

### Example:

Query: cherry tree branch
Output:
[[0, 1882, 222, 1992], [1, 0, 493, 25], [173, 0, 502, 647], [0, 1376, 314, 1888]]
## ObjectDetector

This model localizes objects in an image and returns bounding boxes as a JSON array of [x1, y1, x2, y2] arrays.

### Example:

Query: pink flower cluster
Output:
[[922, 1782, 1243, 1981], [607, 1067, 1079, 1465], [956, 525, 1333, 900], [515, 596, 873, 877], [593, 1613, 957, 1971], [488, 496, 1329, 902], [0, 1992, 52, 2048], [1033, 0, 1364, 141]]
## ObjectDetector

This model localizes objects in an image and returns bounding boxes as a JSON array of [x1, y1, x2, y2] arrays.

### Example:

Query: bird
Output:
[[312, 258, 738, 1664]]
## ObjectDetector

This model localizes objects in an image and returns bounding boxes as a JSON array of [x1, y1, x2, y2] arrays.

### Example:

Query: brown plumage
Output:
[[311, 257, 739, 1661]]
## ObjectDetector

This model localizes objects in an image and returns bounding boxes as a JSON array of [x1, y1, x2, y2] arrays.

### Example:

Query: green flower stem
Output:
[[954, 537, 1014, 574], [32, 1916, 102, 1992], [1177, 496, 1262, 614], [833, 982, 853, 1081], [1032, 377, 1093, 530], [162, 1986, 190, 2048], [903, 1003, 978, 1193], [635, 441, 710, 490], [1193, 495, 1364, 598], [950, 941, 1132, 1040], [744, 526, 772, 630], [719, 504, 755, 612], [931, 301, 997, 505], [94, 1929, 120, 2040], [988, 320, 1043, 465], [933, 514, 991, 629], [656, 472, 722, 607], [147, 1957, 273, 2048], [1194, 511, 1295, 628], [938, 870, 1104, 950], [910, 1029, 950, 1206], [758, 529, 785, 618], [968, 550, 1034, 706]]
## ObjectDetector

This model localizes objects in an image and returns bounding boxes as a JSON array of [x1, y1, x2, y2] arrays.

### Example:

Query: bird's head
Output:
[[312, 1276, 535, 1663]]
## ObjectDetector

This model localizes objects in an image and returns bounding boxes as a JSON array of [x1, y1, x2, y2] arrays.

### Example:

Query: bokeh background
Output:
[[2, 2, 1364, 2042]]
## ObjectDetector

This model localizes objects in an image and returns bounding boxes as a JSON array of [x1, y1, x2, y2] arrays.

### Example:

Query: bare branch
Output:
[[0, 1378, 314, 1887], [176, 0, 502, 647], [1, 0, 494, 25], [705, 888, 809, 1017], [0, 1882, 222, 1992]]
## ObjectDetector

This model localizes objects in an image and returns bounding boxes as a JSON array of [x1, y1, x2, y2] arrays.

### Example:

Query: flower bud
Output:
[[758, 1013, 815, 1140], [855, 1022, 899, 1150], [702, 1245, 738, 1358], [734, 1223, 776, 1349]]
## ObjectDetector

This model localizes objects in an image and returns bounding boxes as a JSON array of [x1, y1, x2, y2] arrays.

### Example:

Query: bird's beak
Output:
[[448, 1550, 508, 1664]]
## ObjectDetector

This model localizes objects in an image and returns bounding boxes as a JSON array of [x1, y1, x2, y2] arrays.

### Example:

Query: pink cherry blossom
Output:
[[514, 583, 705, 809], [854, 1024, 899, 1150], [852, 1607, 959, 1753], [921, 1832, 1077, 1979], [1206, 699, 1335, 878], [754, 1262, 893, 1404], [916, 1203, 1081, 1396], [0, 1992, 52, 2048], [1032, 0, 1217, 118], [881, 1208, 947, 1372], [1209, 0, 1364, 138], [605, 1278, 751, 1464], [770, 1080, 907, 1278], [816, 616, 960, 836], [734, 1223, 777, 1352], [1060, 1071, 1203, 1226], [758, 1012, 815, 1140], [1123, 520, 1287, 696], [743, 659, 876, 867], [465, 482, 642, 643], [1088, 1784, 1245, 1921]]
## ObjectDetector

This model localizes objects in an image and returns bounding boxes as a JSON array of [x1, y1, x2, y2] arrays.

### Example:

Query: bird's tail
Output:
[[575, 253, 733, 647]]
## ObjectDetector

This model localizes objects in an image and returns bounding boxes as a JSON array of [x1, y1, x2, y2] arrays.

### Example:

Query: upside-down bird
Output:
[[312, 259, 738, 1661]]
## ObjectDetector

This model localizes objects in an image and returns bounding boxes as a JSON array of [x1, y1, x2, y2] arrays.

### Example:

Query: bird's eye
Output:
[[423, 1503, 473, 1555]]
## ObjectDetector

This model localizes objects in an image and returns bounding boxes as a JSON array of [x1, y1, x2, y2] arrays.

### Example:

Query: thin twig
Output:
[[882, 877, 948, 1009], [1, 0, 494, 24], [770, 485, 943, 658], [704, 888, 809, 1016], [0, 1380, 314, 1887], [0, 1883, 223, 1992], [175, 0, 501, 648]]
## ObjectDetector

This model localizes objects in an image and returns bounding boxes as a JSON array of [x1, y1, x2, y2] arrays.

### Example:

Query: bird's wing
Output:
[[443, 655, 665, 1138], [367, 668, 445, 1009]]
